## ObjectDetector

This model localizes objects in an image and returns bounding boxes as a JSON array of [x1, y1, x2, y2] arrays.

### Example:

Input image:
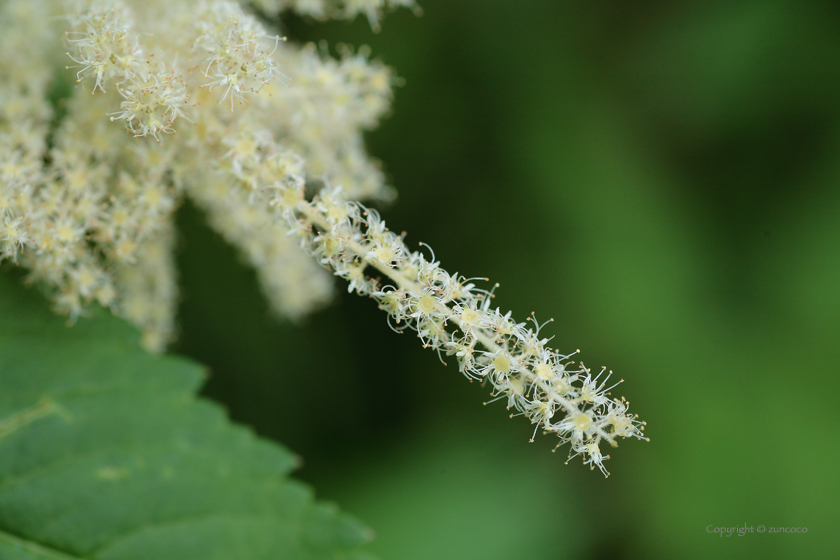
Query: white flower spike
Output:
[[0, 0, 647, 475]]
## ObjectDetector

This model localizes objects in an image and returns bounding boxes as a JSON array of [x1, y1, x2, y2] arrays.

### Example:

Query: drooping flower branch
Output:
[[0, 0, 647, 474], [211, 130, 649, 475], [294, 193, 648, 476]]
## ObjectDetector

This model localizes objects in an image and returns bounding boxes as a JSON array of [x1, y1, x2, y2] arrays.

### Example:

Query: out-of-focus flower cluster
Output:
[[0, 0, 402, 349], [0, 0, 646, 473], [251, 0, 421, 31]]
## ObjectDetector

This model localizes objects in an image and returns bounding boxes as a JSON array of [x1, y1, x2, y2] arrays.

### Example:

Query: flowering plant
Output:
[[0, 0, 646, 556]]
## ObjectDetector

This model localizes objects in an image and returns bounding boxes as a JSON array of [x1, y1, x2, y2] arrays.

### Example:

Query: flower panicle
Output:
[[267, 179, 649, 476], [1, 0, 399, 345], [0, 0, 647, 475]]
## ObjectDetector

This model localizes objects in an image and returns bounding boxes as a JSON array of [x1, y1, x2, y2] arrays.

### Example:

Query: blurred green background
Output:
[[174, 1, 840, 558]]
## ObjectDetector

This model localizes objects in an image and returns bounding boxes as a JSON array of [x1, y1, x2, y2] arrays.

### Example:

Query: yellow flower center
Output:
[[493, 355, 511, 373], [574, 413, 592, 431], [460, 307, 479, 325], [536, 363, 553, 381], [418, 294, 436, 314]]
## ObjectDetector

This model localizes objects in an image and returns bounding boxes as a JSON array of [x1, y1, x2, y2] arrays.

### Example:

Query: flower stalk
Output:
[[0, 0, 647, 475], [289, 187, 648, 476]]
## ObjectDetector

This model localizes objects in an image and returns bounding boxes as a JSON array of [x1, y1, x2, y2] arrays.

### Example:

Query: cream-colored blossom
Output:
[[1, 0, 395, 347], [0, 0, 647, 473]]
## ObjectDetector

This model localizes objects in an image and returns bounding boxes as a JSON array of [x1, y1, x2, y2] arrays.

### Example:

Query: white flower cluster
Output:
[[291, 190, 648, 476], [0, 0, 647, 473], [0, 0, 399, 349], [197, 126, 648, 475], [249, 0, 421, 31]]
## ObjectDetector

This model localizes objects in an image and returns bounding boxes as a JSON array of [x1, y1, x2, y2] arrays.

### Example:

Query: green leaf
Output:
[[0, 274, 375, 560]]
